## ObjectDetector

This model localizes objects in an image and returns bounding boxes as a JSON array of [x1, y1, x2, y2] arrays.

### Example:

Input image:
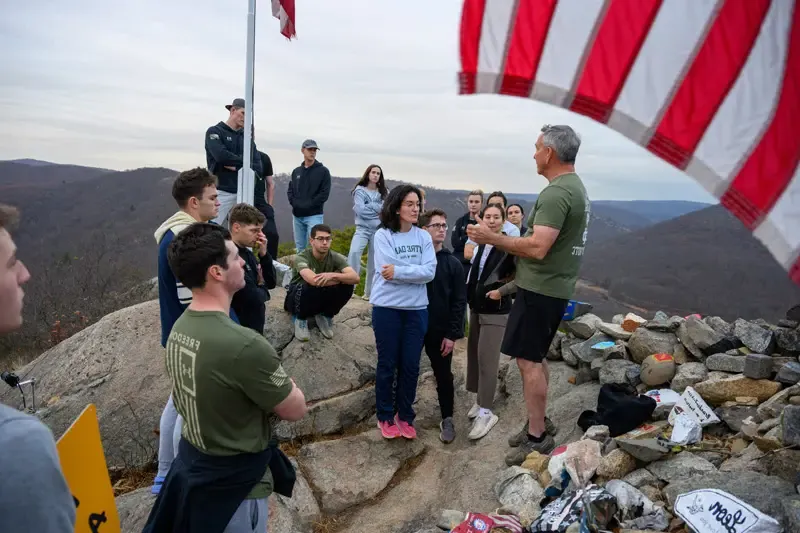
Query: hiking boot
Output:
[[395, 415, 417, 439], [468, 412, 499, 440], [505, 434, 556, 466], [467, 403, 480, 420], [294, 318, 310, 341], [151, 475, 166, 494], [378, 420, 401, 439], [507, 417, 557, 447], [439, 417, 456, 444], [315, 315, 334, 339]]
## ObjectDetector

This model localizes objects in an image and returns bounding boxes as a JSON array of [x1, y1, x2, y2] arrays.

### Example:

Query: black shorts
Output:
[[501, 288, 568, 363]]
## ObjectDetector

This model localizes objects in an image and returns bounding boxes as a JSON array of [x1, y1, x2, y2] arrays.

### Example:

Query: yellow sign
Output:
[[56, 404, 121, 533]]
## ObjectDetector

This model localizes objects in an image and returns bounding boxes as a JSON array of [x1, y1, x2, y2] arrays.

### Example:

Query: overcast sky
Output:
[[0, 0, 715, 202]]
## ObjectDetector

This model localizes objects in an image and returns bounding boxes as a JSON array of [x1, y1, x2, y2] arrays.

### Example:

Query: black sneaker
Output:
[[505, 434, 556, 466], [439, 417, 456, 444]]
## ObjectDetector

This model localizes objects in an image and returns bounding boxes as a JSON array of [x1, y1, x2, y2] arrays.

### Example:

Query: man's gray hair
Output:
[[541, 124, 581, 164]]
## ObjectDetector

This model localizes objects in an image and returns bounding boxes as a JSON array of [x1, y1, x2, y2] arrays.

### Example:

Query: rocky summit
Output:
[[3, 294, 800, 532]]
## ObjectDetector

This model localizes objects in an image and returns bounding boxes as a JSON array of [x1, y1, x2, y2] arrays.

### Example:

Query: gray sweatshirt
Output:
[[0, 404, 76, 531], [352, 186, 383, 230]]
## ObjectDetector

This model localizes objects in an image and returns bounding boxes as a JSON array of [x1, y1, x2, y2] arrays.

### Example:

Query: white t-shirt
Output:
[[469, 243, 494, 280]]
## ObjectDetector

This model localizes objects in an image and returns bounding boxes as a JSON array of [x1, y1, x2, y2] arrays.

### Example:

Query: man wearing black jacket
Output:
[[420, 209, 467, 444], [451, 190, 484, 281], [228, 204, 277, 334], [288, 139, 331, 252], [205, 98, 264, 226]]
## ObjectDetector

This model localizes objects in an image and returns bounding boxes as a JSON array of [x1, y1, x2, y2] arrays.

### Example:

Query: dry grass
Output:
[[279, 421, 374, 458], [109, 463, 157, 497]]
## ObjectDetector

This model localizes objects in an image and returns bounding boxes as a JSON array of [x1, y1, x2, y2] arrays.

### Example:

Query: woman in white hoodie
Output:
[[371, 185, 437, 440], [347, 164, 388, 301]]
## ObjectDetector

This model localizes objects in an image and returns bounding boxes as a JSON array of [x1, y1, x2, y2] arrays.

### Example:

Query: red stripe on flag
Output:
[[720, 3, 800, 229], [791, 257, 800, 285], [570, 0, 663, 122], [459, 0, 488, 94], [499, 0, 559, 97], [648, 0, 771, 168]]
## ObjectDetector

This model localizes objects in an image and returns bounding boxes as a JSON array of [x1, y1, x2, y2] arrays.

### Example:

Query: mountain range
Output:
[[2, 159, 798, 322]]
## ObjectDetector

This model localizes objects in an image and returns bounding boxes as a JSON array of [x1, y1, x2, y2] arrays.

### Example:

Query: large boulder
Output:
[[297, 430, 425, 514], [694, 375, 783, 405], [117, 487, 155, 533], [733, 318, 775, 354]]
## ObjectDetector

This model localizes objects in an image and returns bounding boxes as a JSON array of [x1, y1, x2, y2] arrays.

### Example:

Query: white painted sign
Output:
[[668, 386, 720, 427], [675, 489, 781, 533]]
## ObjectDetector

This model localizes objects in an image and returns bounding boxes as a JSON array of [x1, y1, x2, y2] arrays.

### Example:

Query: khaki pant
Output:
[[466, 312, 508, 409]]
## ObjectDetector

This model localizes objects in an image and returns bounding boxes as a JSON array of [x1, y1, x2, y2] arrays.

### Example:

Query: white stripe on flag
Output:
[[608, 0, 719, 144], [476, 0, 518, 94], [753, 162, 800, 270], [531, 0, 607, 107], [686, 0, 794, 195]]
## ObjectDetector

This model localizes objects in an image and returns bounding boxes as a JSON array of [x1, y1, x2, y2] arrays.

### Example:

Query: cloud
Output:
[[0, 0, 715, 202]]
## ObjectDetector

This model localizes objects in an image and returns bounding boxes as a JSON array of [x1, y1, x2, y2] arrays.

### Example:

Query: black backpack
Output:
[[577, 383, 657, 437]]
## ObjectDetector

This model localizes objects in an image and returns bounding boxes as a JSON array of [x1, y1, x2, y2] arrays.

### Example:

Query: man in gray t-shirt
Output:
[[0, 203, 75, 531]]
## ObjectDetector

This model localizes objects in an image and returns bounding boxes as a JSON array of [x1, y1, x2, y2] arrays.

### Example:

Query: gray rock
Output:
[[705, 316, 733, 337], [783, 405, 800, 447], [276, 459, 321, 527], [683, 316, 725, 351], [778, 319, 799, 329], [597, 322, 633, 340], [663, 471, 797, 519], [275, 386, 375, 440], [776, 361, 800, 385], [437, 510, 467, 531], [705, 353, 745, 373], [600, 342, 628, 361], [616, 438, 669, 463], [758, 384, 800, 420], [561, 336, 580, 367], [645, 452, 717, 483], [734, 318, 776, 354], [622, 468, 660, 489], [590, 357, 604, 380], [720, 442, 766, 473], [759, 417, 781, 433], [547, 330, 566, 361], [564, 313, 602, 340], [714, 405, 759, 432], [694, 451, 726, 468], [116, 487, 155, 533], [612, 314, 625, 325], [298, 430, 425, 513], [599, 359, 638, 386], [627, 329, 678, 364], [625, 365, 642, 387], [671, 363, 709, 393], [494, 466, 545, 524], [777, 328, 800, 355], [570, 332, 614, 364], [575, 364, 593, 385], [743, 353, 774, 379], [583, 425, 610, 442], [757, 448, 800, 484], [779, 499, 800, 533]]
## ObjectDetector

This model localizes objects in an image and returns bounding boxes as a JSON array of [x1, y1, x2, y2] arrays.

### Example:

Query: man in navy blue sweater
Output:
[[152, 167, 238, 494]]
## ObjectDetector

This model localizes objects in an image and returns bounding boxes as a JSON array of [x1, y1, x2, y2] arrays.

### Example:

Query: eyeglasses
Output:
[[313, 236, 332, 242], [425, 223, 448, 231]]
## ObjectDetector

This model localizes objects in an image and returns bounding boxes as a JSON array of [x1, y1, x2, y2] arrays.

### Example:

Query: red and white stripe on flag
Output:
[[272, 0, 296, 39], [459, 0, 800, 285]]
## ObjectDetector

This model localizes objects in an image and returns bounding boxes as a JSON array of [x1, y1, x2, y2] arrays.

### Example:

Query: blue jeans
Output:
[[292, 214, 324, 252], [347, 227, 376, 297], [372, 306, 428, 424]]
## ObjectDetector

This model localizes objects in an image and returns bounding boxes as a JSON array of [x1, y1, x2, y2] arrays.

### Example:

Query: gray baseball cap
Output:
[[302, 139, 320, 150], [225, 98, 245, 110]]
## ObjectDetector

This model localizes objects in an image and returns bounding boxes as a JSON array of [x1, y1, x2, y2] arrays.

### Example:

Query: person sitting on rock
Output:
[[419, 208, 467, 444], [283, 224, 359, 342], [465, 203, 517, 441], [371, 185, 437, 440], [143, 222, 308, 532], [0, 203, 76, 532], [228, 203, 276, 335]]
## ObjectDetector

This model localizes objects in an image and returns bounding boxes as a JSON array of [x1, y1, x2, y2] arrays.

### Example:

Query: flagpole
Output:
[[240, 0, 257, 206]]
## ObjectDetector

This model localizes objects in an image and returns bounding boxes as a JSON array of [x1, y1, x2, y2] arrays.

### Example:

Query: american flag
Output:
[[459, 0, 800, 285], [272, 0, 296, 39]]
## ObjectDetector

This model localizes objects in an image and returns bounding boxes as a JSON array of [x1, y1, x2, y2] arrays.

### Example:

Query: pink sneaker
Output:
[[395, 416, 417, 439], [378, 420, 401, 439]]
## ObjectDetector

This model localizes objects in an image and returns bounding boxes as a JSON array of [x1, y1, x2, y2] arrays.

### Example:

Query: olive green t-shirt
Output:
[[166, 310, 293, 499], [291, 248, 349, 285], [514, 173, 590, 300]]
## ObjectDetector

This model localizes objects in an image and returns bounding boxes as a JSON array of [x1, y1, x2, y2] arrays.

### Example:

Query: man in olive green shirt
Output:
[[468, 125, 589, 466], [150, 222, 308, 533]]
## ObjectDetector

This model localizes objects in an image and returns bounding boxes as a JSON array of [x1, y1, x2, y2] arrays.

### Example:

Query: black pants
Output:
[[284, 282, 354, 319], [424, 330, 455, 419], [255, 202, 280, 260]]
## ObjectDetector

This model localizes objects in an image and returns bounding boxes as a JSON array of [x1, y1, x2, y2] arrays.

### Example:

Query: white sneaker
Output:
[[362, 294, 370, 301], [294, 318, 310, 342], [467, 403, 480, 419], [315, 315, 334, 339], [468, 412, 499, 440]]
